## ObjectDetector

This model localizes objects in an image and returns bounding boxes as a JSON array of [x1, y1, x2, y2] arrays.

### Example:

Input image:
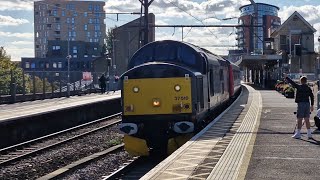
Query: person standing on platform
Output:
[[99, 74, 107, 94], [284, 73, 314, 139]]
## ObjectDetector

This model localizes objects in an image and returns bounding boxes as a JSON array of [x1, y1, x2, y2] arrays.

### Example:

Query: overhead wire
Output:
[[166, 0, 218, 38]]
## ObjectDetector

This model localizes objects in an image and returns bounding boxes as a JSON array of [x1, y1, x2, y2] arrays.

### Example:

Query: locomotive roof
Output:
[[128, 40, 226, 72]]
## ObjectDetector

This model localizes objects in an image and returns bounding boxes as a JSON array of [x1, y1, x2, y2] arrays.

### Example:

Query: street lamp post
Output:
[[66, 38, 71, 98], [112, 39, 119, 91]]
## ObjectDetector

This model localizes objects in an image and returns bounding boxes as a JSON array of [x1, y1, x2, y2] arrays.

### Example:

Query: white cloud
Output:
[[0, 0, 33, 11], [279, 5, 320, 25], [11, 41, 33, 45], [5, 45, 34, 61], [0, 15, 29, 26], [0, 31, 33, 39]]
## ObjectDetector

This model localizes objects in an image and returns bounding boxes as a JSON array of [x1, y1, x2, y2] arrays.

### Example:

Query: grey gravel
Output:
[[0, 124, 125, 180], [61, 150, 133, 180]]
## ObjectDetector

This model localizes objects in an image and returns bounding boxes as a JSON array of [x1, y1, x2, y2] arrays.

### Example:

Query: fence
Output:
[[0, 70, 119, 104]]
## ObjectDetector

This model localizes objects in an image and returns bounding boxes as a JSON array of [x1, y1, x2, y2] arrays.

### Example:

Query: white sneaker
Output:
[[292, 133, 301, 139]]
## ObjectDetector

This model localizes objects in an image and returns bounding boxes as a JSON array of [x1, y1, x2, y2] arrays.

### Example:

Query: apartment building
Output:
[[33, 0, 106, 58]]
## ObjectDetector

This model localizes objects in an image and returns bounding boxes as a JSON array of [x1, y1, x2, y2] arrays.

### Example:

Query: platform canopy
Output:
[[237, 54, 282, 68]]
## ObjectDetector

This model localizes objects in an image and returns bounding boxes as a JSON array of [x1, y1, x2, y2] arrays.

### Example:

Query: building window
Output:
[[73, 55, 77, 58], [72, 31, 76, 37], [58, 62, 62, 68], [87, 32, 90, 37], [73, 12, 77, 16], [73, 46, 77, 54], [94, 31, 98, 37], [84, 24, 88, 30], [94, 5, 100, 11], [25, 62, 30, 68], [53, 45, 60, 50], [94, 25, 100, 31], [54, 17, 60, 23], [84, 12, 88, 17], [89, 18, 92, 24], [56, 24, 60, 30], [53, 62, 57, 68], [67, 18, 70, 23], [71, 18, 75, 24], [94, 47, 97, 50], [62, 11, 65, 16], [45, 63, 50, 69], [89, 4, 92, 11]]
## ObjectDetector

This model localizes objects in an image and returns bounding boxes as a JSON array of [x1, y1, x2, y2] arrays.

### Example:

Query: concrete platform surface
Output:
[[244, 88, 319, 180], [0, 91, 120, 122]]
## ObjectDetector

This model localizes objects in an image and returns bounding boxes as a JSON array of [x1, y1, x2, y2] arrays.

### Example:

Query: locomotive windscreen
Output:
[[128, 41, 203, 72]]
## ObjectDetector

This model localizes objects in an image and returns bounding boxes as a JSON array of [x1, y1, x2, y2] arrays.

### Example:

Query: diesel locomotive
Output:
[[119, 40, 241, 156]]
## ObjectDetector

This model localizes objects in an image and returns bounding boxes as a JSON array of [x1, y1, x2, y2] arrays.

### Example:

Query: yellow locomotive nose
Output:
[[152, 98, 161, 107]]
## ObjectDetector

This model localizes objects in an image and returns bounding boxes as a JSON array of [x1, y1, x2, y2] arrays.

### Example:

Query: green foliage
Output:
[[105, 26, 116, 56], [0, 47, 55, 95], [0, 47, 30, 95]]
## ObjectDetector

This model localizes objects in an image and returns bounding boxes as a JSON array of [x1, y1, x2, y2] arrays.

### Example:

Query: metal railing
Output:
[[0, 70, 119, 104]]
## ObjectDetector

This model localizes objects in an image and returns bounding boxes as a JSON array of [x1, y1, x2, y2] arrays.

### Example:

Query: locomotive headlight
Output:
[[132, 86, 139, 93], [152, 98, 161, 107], [174, 85, 181, 92]]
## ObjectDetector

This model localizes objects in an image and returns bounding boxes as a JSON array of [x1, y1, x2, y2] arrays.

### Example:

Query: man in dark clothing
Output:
[[284, 73, 314, 139], [99, 74, 107, 94]]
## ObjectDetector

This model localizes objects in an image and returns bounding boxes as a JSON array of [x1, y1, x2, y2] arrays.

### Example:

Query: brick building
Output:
[[271, 11, 316, 79]]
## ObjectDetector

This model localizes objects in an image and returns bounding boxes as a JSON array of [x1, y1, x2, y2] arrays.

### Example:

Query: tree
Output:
[[0, 47, 54, 96], [0, 47, 30, 95], [105, 27, 116, 57]]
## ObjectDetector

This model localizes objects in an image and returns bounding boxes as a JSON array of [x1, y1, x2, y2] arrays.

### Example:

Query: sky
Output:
[[1, 0, 320, 61]]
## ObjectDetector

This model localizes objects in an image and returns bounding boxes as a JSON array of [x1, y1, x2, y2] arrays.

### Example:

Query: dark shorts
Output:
[[297, 102, 310, 118]]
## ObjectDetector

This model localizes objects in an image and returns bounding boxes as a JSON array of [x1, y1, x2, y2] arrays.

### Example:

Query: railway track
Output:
[[37, 144, 125, 180], [0, 113, 122, 166], [104, 156, 163, 180]]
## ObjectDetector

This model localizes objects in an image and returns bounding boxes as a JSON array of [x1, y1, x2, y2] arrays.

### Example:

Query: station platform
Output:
[[142, 85, 320, 180], [0, 91, 120, 122]]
